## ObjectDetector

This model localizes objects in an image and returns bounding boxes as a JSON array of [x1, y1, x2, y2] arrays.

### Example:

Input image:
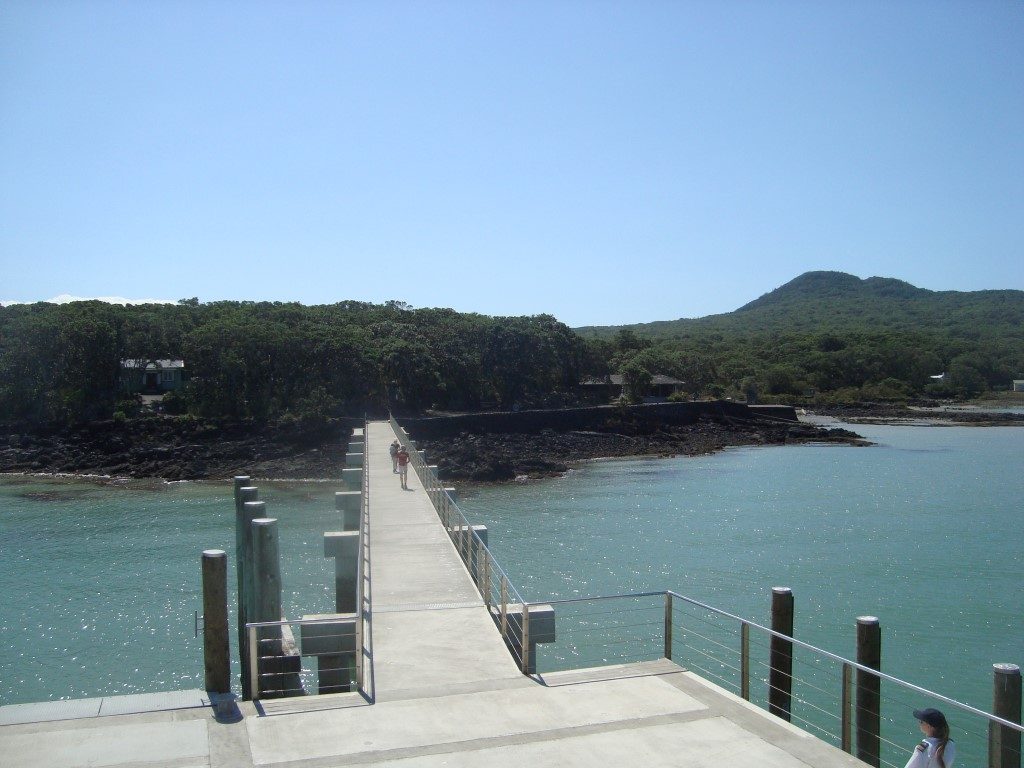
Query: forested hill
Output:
[[576, 271, 1024, 340], [574, 271, 1024, 403]]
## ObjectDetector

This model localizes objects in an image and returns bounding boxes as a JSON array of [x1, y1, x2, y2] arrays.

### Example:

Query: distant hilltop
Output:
[[575, 271, 1024, 339]]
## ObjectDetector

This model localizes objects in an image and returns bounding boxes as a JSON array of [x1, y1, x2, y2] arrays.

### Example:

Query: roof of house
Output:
[[121, 359, 185, 370]]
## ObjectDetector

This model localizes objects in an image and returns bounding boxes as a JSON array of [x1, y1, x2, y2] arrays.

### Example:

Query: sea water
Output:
[[458, 422, 1024, 764], [0, 424, 1020, 762], [0, 479, 338, 705]]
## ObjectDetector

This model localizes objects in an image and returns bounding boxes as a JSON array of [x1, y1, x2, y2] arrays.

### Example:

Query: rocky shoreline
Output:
[[4, 398, 1018, 485], [0, 417, 354, 482], [413, 416, 866, 482]]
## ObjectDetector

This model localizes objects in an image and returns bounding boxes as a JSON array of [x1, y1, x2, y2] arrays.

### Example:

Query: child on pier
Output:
[[904, 708, 955, 768]]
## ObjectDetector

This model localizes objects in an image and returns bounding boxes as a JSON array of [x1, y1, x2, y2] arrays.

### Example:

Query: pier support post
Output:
[[234, 487, 259, 699], [769, 587, 794, 721], [991, 663, 1022, 768], [325, 531, 360, 613], [252, 518, 283, 648], [335, 491, 361, 531], [342, 467, 362, 490], [201, 549, 230, 695], [856, 616, 882, 768]]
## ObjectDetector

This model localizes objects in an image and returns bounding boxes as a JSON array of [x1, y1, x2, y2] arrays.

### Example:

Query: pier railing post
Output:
[[841, 662, 853, 753], [740, 622, 750, 700], [201, 549, 230, 695], [500, 577, 509, 639], [520, 602, 531, 675], [991, 663, 1022, 768], [856, 616, 882, 768], [664, 592, 673, 661], [769, 587, 794, 721]]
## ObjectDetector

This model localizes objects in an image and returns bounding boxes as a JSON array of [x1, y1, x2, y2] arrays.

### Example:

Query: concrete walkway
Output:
[[0, 420, 869, 767], [362, 420, 526, 700]]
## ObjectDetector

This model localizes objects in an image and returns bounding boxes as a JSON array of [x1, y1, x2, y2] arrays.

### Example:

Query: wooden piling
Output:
[[990, 663, 1022, 768], [856, 616, 881, 768], [769, 587, 794, 721], [201, 549, 230, 694]]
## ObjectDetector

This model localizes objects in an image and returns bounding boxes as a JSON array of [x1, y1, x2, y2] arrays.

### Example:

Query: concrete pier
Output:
[[0, 419, 868, 768]]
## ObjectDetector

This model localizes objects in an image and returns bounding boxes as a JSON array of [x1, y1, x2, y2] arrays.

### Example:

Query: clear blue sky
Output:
[[2, 1, 1022, 326]]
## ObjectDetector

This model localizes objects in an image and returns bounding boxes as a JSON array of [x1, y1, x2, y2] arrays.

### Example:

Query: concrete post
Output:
[[334, 491, 361, 531], [342, 467, 362, 490], [769, 587, 794, 721], [201, 549, 230, 694], [234, 487, 258, 699], [856, 616, 882, 768], [252, 518, 283, 650], [991, 663, 1022, 768], [325, 531, 360, 613]]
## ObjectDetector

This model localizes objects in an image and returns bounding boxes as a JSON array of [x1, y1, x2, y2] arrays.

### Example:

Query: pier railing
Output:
[[389, 416, 533, 672], [524, 590, 1022, 768]]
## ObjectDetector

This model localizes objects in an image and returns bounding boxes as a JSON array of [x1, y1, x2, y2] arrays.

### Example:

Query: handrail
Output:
[[389, 415, 527, 608], [535, 589, 1024, 734], [355, 416, 368, 690]]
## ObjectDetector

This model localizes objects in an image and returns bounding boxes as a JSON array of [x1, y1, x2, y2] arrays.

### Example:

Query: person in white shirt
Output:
[[904, 707, 955, 768]]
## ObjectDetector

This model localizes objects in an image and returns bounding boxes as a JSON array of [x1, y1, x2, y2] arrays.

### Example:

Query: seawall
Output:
[[399, 400, 797, 439]]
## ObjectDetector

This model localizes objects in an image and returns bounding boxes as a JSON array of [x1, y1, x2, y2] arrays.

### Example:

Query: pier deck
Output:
[[0, 420, 867, 767]]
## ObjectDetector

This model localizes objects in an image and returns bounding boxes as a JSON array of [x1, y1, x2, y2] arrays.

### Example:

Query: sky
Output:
[[1, 1, 1022, 327]]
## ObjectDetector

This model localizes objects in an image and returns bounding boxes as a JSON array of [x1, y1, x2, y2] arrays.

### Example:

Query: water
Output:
[[0, 479, 338, 705], [0, 424, 1020, 763], [457, 423, 1024, 765]]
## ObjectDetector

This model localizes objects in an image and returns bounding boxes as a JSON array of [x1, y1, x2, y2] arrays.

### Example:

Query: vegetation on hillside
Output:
[[1, 272, 1021, 426], [0, 300, 586, 425], [578, 272, 1024, 403]]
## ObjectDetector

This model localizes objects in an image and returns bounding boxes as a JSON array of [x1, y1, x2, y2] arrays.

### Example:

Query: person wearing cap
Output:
[[904, 707, 955, 768]]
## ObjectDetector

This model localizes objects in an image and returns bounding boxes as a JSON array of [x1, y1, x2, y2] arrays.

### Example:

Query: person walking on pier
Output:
[[389, 439, 400, 473], [396, 444, 410, 489], [904, 708, 955, 768]]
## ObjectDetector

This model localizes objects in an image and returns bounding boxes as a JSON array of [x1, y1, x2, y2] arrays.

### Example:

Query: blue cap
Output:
[[913, 708, 947, 729]]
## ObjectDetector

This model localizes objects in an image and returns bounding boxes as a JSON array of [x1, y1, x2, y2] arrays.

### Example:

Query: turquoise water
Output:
[[458, 423, 1024, 765], [0, 479, 339, 705], [0, 425, 1020, 763]]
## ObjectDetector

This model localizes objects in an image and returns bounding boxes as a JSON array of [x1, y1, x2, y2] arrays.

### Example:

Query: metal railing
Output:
[[389, 416, 533, 672], [519, 589, 1022, 768], [245, 615, 359, 699]]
